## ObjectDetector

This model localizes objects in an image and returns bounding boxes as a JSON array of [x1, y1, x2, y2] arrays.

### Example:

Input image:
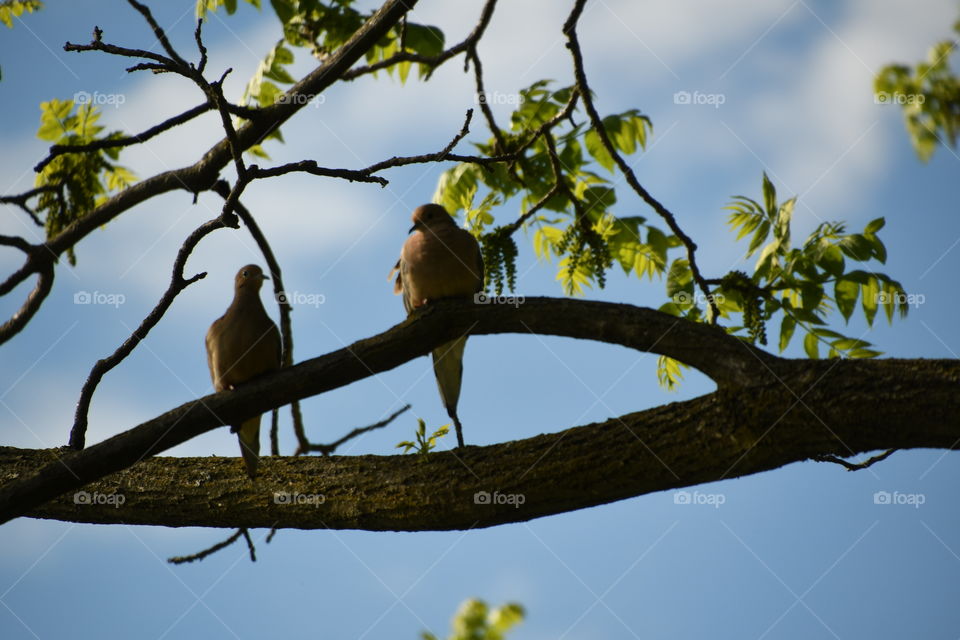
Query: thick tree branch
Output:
[[2, 297, 950, 526], [1, 353, 956, 530]]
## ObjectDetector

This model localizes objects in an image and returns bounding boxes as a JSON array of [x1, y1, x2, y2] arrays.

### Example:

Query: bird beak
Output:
[[261, 275, 270, 281]]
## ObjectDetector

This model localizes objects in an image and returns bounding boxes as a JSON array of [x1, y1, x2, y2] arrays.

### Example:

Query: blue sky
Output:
[[1, 1, 959, 638]]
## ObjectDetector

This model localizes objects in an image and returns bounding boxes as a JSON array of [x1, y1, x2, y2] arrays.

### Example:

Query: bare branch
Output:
[[562, 0, 720, 322], [34, 103, 214, 173], [812, 448, 899, 471], [0, 186, 60, 225], [168, 528, 245, 564], [0, 258, 54, 345], [300, 404, 411, 456], [343, 0, 498, 81], [69, 214, 235, 450], [125, 0, 190, 70], [1, 0, 420, 307]]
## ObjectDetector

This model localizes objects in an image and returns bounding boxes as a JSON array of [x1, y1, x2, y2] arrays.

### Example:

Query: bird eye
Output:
[[242, 270, 249, 277]]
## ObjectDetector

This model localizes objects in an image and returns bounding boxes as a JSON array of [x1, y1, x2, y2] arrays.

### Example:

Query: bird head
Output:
[[409, 203, 454, 233], [235, 264, 269, 292]]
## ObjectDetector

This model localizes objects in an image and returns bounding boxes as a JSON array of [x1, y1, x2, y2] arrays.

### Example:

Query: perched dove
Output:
[[392, 203, 484, 448], [206, 264, 281, 479]]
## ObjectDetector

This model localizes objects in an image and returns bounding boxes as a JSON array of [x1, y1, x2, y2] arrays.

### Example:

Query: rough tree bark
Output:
[[0, 298, 956, 529]]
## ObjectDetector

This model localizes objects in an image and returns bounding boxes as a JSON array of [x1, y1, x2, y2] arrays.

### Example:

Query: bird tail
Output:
[[432, 336, 467, 447], [232, 415, 261, 480]]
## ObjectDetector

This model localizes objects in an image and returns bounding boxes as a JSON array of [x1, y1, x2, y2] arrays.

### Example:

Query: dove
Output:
[[392, 203, 484, 448], [206, 264, 281, 479]]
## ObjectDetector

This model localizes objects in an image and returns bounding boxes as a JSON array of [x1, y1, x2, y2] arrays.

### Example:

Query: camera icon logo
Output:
[[673, 91, 691, 105], [673, 491, 691, 505], [873, 491, 891, 505], [474, 491, 491, 504]]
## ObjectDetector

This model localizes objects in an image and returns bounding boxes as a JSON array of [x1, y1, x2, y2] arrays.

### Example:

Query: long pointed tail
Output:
[[233, 415, 261, 479], [432, 336, 467, 447]]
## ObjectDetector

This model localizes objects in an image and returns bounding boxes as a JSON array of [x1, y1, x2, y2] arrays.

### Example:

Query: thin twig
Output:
[[126, 0, 189, 70], [343, 0, 498, 82], [563, 0, 720, 322], [812, 448, 898, 471], [0, 259, 54, 346], [34, 103, 213, 173], [69, 215, 234, 449], [299, 404, 411, 456], [168, 528, 244, 564], [0, 185, 62, 225]]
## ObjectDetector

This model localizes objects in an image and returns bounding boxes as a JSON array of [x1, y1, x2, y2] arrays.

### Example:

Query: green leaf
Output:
[[861, 276, 879, 326], [864, 217, 885, 234], [657, 355, 686, 390], [838, 233, 874, 261], [849, 348, 883, 358], [832, 338, 871, 350], [817, 244, 845, 277], [834, 278, 859, 321], [584, 128, 614, 172], [779, 314, 796, 353], [803, 332, 819, 359], [666, 258, 692, 299], [761, 172, 777, 216]]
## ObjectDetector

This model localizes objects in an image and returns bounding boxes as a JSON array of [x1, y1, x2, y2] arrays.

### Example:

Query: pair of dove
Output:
[[205, 203, 483, 479]]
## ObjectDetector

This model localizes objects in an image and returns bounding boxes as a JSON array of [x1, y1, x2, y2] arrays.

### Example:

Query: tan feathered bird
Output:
[[206, 264, 281, 479], [392, 203, 484, 448]]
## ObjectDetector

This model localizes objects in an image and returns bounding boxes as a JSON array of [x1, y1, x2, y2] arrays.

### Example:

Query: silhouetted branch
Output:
[[0, 258, 54, 345], [812, 448, 899, 471], [69, 214, 236, 449], [563, 0, 720, 322], [1, 0, 419, 312], [0, 186, 61, 225], [300, 404, 411, 456], [168, 528, 245, 564], [343, 0, 498, 81], [34, 103, 212, 173]]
